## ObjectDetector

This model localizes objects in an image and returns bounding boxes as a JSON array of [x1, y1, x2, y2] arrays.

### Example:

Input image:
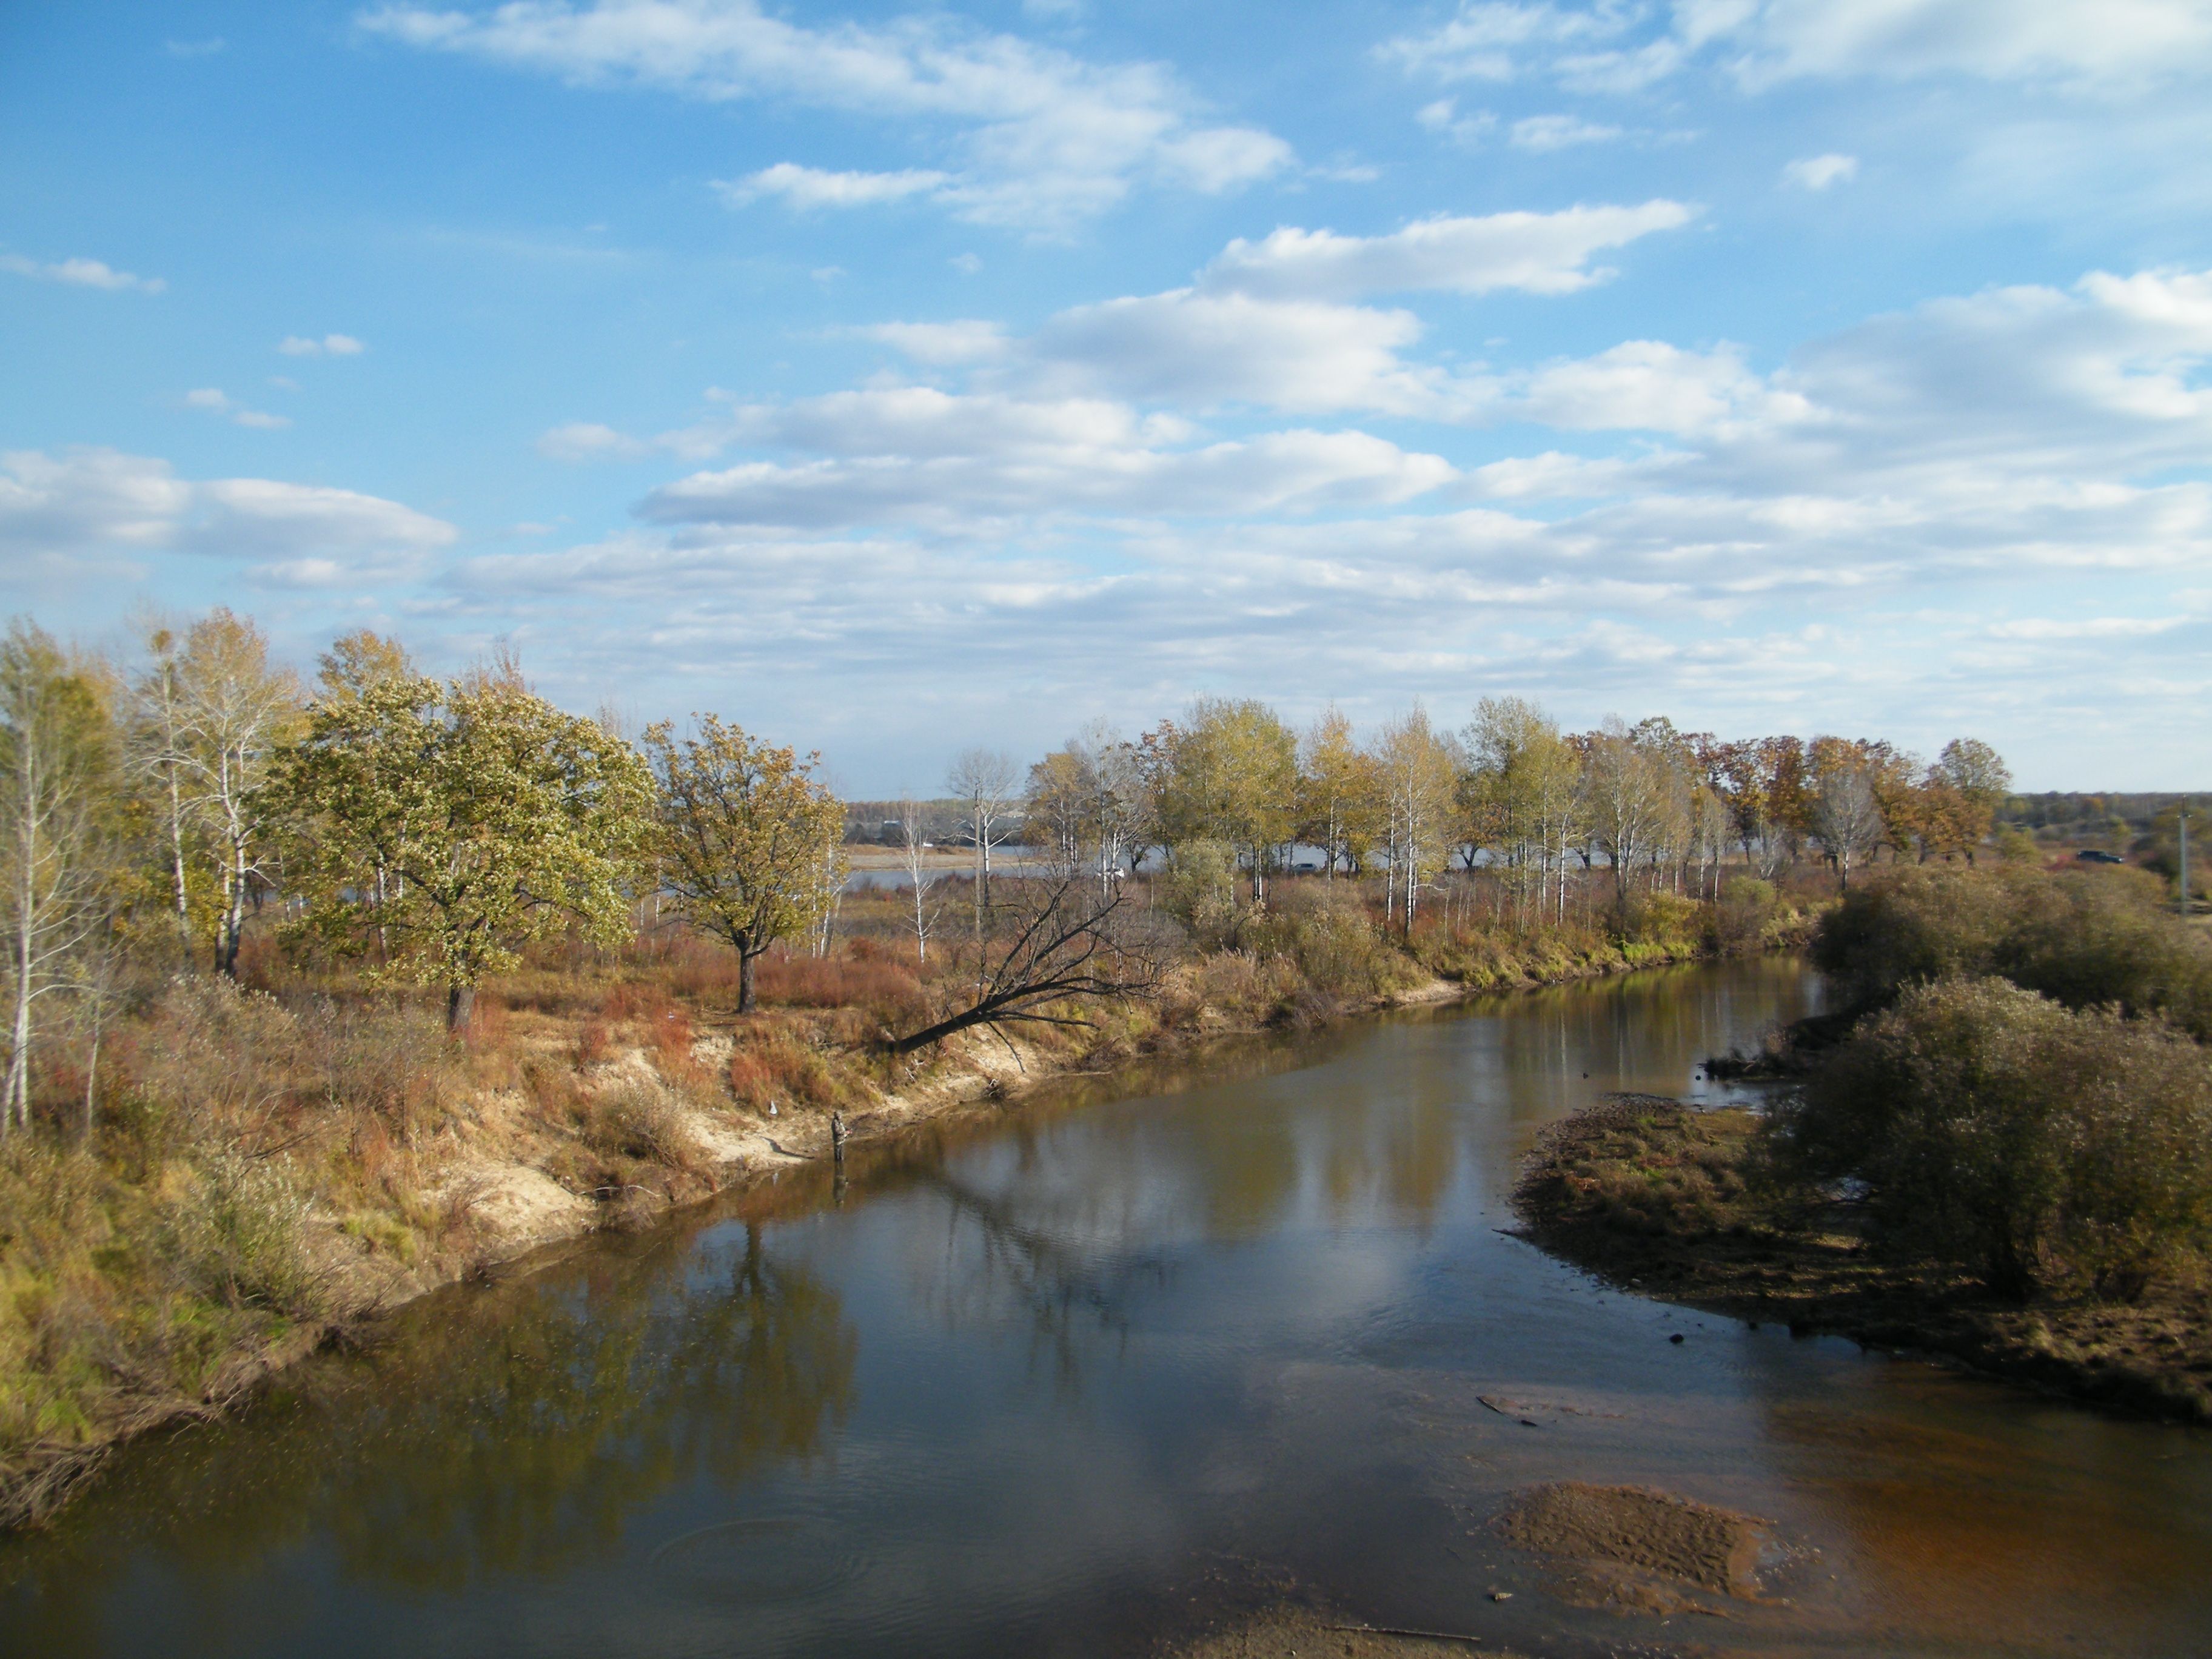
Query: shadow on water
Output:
[[5, 958, 2211, 1658]]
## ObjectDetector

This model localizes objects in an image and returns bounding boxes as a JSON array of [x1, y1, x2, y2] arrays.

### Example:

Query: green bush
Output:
[[1812, 866, 2212, 1037], [1160, 839, 1240, 948], [1772, 976, 2212, 1299], [168, 1153, 324, 1318], [1245, 885, 1404, 999]]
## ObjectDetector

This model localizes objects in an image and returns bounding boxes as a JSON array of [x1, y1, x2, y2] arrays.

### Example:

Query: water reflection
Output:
[[6, 959, 2210, 1659], [2, 1218, 854, 1646]]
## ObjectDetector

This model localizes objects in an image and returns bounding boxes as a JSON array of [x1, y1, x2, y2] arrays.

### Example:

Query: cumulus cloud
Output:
[[717, 163, 951, 209], [0, 449, 457, 585], [278, 333, 367, 355], [851, 320, 1009, 364], [358, 0, 1292, 228], [1782, 152, 1858, 190], [1415, 98, 1498, 146], [1380, 0, 2212, 93], [631, 388, 1453, 529], [1509, 113, 1623, 150], [184, 389, 293, 430], [539, 421, 650, 461], [0, 252, 165, 293], [1199, 200, 1695, 301]]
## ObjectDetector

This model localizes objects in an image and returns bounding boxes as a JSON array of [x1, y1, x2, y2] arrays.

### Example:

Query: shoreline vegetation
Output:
[[1515, 865, 2212, 1423], [0, 605, 2094, 1532]]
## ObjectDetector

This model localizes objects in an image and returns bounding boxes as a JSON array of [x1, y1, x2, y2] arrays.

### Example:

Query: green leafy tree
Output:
[[643, 716, 846, 1014], [1150, 697, 1296, 903], [276, 669, 653, 1029]]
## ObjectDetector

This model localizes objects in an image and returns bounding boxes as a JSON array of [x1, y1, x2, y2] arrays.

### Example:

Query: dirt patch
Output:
[[1494, 1481, 1768, 1614], [1513, 1095, 2212, 1423], [1164, 1606, 1528, 1658]]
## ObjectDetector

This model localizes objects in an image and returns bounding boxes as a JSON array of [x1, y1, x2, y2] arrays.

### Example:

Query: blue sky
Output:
[[5, 1, 2210, 791]]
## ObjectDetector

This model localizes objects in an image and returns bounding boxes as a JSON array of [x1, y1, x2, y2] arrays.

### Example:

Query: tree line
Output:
[[959, 695, 2011, 934], [3, 607, 2013, 1131]]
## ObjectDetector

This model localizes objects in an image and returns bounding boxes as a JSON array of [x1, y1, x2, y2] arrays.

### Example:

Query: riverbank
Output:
[[0, 921, 1782, 1533], [1512, 1094, 2212, 1423]]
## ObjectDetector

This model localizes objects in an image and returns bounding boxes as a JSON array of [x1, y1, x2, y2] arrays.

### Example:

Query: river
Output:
[[4, 959, 2208, 1657]]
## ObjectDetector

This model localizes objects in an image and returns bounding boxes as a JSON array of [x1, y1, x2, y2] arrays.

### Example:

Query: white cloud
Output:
[[358, 0, 1292, 228], [1781, 152, 1858, 190], [1415, 98, 1498, 146], [278, 333, 367, 355], [183, 388, 293, 430], [631, 388, 1453, 529], [1702, 0, 2212, 87], [1199, 200, 1695, 301], [0, 449, 457, 583], [853, 320, 1010, 364], [1509, 112, 1623, 150], [1025, 290, 1458, 416], [0, 252, 166, 293], [1381, 1, 2212, 93], [717, 163, 951, 210], [539, 421, 649, 461], [1376, 1, 1620, 82]]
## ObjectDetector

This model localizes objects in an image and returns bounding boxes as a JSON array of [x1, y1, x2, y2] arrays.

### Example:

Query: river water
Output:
[[5, 960, 2210, 1658]]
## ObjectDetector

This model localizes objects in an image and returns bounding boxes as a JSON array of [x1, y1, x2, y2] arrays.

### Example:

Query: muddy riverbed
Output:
[[4, 959, 2208, 1657]]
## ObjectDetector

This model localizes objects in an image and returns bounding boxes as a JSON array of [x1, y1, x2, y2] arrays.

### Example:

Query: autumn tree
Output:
[[1583, 717, 1688, 907], [127, 616, 196, 959], [1297, 706, 1379, 879], [0, 622, 118, 1130], [170, 609, 303, 976], [1151, 697, 1297, 903], [1464, 697, 1582, 925], [1372, 706, 1461, 935], [1926, 738, 2013, 863], [643, 716, 846, 1012], [276, 668, 653, 1029], [1808, 737, 1887, 890]]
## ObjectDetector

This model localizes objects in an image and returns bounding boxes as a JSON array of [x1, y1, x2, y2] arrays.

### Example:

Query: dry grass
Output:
[[1515, 1094, 2212, 1423]]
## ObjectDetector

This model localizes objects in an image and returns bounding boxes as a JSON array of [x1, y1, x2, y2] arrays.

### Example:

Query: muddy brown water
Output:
[[5, 959, 2210, 1657]]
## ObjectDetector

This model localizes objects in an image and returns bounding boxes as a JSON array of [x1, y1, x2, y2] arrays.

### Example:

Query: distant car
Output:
[[2075, 849, 2127, 865]]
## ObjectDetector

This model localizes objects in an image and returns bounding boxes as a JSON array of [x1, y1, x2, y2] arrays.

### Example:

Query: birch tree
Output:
[[642, 717, 845, 1013], [947, 747, 1019, 923], [276, 669, 653, 1029], [128, 617, 196, 959], [0, 622, 116, 1131], [172, 610, 302, 976], [1373, 706, 1459, 936], [1297, 706, 1371, 879], [1151, 697, 1296, 904]]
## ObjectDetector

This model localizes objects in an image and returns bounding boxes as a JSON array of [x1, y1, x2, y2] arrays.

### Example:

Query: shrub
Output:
[[1710, 876, 1778, 953], [1161, 840, 1240, 948], [1621, 890, 1701, 953], [1813, 866, 2212, 1037], [167, 1153, 324, 1318], [1246, 885, 1403, 999], [1771, 976, 2212, 1299]]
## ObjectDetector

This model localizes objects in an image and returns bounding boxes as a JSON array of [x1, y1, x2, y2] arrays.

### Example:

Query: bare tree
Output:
[[172, 610, 302, 977], [896, 793, 940, 963], [1, 622, 115, 1131], [948, 747, 1019, 928], [128, 616, 196, 960], [1811, 746, 1885, 890], [884, 873, 1164, 1056]]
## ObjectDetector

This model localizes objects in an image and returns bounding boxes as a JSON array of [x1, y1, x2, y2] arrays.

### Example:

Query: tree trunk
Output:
[[446, 982, 475, 1033], [739, 948, 757, 1014]]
